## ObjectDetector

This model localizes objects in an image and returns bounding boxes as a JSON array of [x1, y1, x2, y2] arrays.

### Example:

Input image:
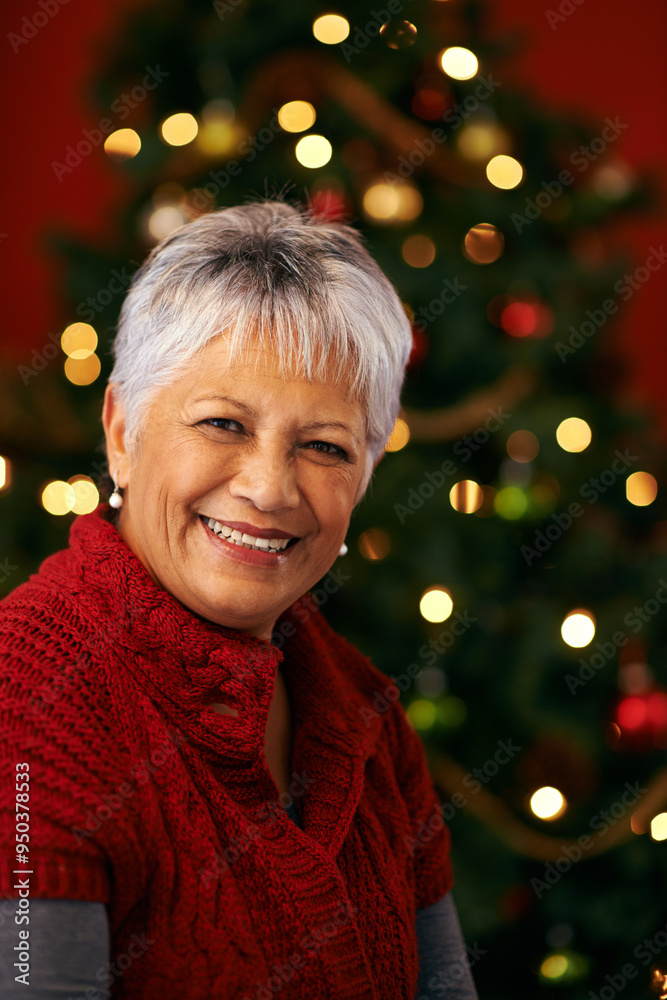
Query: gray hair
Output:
[[108, 198, 413, 485]]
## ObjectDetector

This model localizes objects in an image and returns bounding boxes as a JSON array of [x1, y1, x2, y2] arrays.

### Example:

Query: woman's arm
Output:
[[0, 899, 110, 999], [415, 892, 479, 999]]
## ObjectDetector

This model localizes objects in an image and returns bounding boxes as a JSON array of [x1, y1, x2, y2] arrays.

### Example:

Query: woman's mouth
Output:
[[199, 515, 299, 554]]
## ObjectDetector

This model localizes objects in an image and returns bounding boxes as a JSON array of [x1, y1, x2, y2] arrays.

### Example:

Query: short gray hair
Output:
[[109, 198, 413, 484]]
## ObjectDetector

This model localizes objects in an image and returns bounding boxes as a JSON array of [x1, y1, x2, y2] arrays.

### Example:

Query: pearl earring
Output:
[[109, 470, 124, 509], [338, 542, 348, 557]]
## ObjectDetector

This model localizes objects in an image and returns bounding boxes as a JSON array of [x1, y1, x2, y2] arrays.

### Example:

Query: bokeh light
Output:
[[457, 122, 509, 161], [103, 128, 141, 162], [0, 456, 10, 493], [407, 699, 437, 730], [147, 204, 187, 241], [68, 476, 100, 515], [439, 46, 478, 80], [41, 480, 76, 516], [561, 610, 596, 648], [312, 14, 349, 44], [494, 486, 528, 519], [64, 354, 101, 386], [295, 135, 332, 168], [419, 587, 454, 623], [556, 417, 592, 453], [358, 528, 391, 562], [197, 99, 236, 155], [486, 154, 523, 189], [449, 480, 484, 513], [61, 322, 98, 359], [540, 955, 569, 980], [402, 234, 436, 268], [530, 786, 567, 820], [278, 101, 316, 133], [363, 182, 422, 222], [499, 298, 555, 339], [650, 812, 667, 841], [160, 112, 199, 146], [385, 417, 410, 452], [626, 471, 658, 506], [506, 430, 539, 463], [463, 223, 504, 264]]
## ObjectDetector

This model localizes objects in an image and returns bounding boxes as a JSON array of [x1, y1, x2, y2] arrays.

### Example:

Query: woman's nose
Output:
[[227, 445, 300, 512]]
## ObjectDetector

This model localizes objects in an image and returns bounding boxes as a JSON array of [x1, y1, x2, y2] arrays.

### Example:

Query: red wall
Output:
[[1, 0, 665, 434]]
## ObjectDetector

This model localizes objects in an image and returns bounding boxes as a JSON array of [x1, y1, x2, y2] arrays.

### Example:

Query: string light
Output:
[[363, 182, 422, 222], [278, 101, 316, 133], [561, 610, 595, 648], [385, 417, 410, 452], [529, 786, 567, 820], [103, 128, 141, 161], [0, 456, 10, 493], [650, 813, 667, 841], [506, 430, 539, 463], [358, 528, 391, 562], [64, 354, 101, 386], [439, 46, 478, 80], [486, 154, 523, 189], [449, 480, 484, 513], [556, 417, 592, 453], [160, 112, 198, 146], [626, 471, 658, 506], [312, 14, 349, 44], [68, 476, 100, 515], [419, 587, 453, 623], [41, 480, 76, 516], [402, 235, 435, 268], [463, 223, 504, 264], [61, 322, 97, 359], [295, 135, 332, 168]]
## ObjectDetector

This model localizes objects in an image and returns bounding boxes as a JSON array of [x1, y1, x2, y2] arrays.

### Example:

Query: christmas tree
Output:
[[2, 1, 666, 995]]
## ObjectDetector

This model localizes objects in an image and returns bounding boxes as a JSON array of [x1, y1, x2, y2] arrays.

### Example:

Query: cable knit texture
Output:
[[0, 505, 454, 999]]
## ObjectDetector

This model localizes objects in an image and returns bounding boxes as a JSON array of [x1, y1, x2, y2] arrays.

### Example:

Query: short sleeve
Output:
[[385, 700, 455, 910], [0, 625, 125, 903]]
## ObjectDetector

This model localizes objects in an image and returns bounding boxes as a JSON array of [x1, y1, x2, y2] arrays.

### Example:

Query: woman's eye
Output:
[[307, 440, 348, 459], [202, 417, 241, 430]]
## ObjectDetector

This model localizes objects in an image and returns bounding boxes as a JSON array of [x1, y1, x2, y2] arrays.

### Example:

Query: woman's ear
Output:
[[101, 384, 130, 486]]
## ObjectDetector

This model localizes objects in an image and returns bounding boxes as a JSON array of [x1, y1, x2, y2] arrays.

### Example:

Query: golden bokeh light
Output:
[[402, 234, 436, 268], [486, 154, 524, 190], [358, 528, 391, 562], [0, 456, 10, 492], [103, 128, 141, 162], [463, 223, 504, 264], [650, 812, 667, 841], [449, 480, 484, 513], [556, 417, 592, 453], [295, 135, 332, 168], [419, 587, 454, 623], [363, 183, 422, 223], [506, 430, 539, 463], [278, 101, 317, 133], [312, 14, 349, 44], [41, 480, 76, 516], [147, 204, 186, 241], [540, 955, 569, 980], [439, 46, 479, 80], [61, 322, 98, 360], [68, 476, 100, 515], [626, 471, 658, 507], [64, 353, 101, 386], [530, 786, 567, 820], [561, 609, 596, 648], [160, 112, 199, 146], [385, 417, 410, 452], [457, 123, 509, 161]]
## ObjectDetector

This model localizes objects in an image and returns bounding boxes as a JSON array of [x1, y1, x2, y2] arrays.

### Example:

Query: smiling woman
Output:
[[0, 198, 478, 999]]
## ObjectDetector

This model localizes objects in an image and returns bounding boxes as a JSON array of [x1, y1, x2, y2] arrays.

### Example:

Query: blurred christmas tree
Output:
[[2, 0, 667, 996]]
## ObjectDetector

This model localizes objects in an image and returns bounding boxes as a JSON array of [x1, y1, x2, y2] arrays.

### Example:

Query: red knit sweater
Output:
[[0, 505, 454, 999]]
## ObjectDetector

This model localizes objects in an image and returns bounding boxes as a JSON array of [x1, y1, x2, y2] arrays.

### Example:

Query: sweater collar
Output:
[[67, 505, 383, 761]]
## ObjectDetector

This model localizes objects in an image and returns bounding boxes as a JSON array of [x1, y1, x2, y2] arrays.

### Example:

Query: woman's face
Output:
[[103, 333, 370, 640]]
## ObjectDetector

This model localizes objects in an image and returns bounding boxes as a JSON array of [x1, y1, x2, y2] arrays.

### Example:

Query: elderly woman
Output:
[[0, 200, 478, 999]]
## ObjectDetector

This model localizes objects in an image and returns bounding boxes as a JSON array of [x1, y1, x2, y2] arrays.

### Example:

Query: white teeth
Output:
[[203, 516, 294, 553]]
